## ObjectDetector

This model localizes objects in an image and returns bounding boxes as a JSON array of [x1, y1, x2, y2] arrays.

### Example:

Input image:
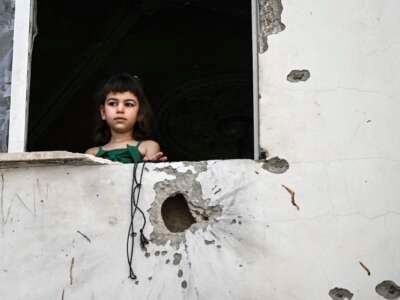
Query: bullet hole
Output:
[[178, 269, 183, 278], [135, 280, 139, 285], [145, 252, 150, 258], [154, 251, 160, 256], [181, 280, 188, 289], [259, 148, 268, 160], [204, 239, 215, 245], [231, 219, 237, 224], [261, 157, 289, 174], [238, 264, 243, 268], [217, 245, 221, 249], [329, 287, 354, 300], [161, 250, 168, 256], [287, 69, 311, 82], [173, 253, 182, 265], [148, 276, 152, 281], [376, 281, 400, 299], [165, 259, 170, 264], [161, 193, 196, 233], [238, 221, 242, 225]]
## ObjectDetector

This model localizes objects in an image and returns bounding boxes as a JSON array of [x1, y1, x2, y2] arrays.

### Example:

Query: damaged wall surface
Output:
[[0, 159, 400, 299], [0, 0, 14, 152], [259, 0, 400, 163], [1, 0, 400, 299]]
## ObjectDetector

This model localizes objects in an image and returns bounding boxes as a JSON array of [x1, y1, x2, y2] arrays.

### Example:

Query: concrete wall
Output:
[[0, 156, 399, 299], [256, 0, 400, 298], [1, 0, 400, 299]]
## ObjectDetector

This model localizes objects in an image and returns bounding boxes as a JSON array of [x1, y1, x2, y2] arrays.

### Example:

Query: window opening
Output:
[[26, 0, 256, 161]]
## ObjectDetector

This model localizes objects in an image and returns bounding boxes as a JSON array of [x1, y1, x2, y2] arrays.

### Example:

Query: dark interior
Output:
[[27, 0, 253, 161]]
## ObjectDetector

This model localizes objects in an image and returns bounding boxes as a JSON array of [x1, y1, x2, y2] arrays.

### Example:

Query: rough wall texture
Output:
[[0, 159, 400, 299], [258, 0, 285, 53], [257, 0, 400, 297], [0, 0, 14, 152], [1, 0, 400, 299]]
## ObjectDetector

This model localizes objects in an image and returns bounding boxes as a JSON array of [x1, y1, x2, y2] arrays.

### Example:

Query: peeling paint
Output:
[[258, 0, 286, 53], [149, 162, 222, 249]]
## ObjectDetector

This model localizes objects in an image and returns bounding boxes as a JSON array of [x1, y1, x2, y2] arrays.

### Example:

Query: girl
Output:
[[86, 73, 167, 163]]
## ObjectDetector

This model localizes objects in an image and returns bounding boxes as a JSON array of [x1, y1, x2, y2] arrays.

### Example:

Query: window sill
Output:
[[0, 151, 115, 169]]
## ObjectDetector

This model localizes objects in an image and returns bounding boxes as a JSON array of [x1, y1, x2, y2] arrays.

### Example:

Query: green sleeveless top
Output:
[[95, 142, 143, 163]]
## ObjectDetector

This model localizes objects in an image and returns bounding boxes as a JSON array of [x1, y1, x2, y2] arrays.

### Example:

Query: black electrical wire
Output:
[[126, 160, 149, 280]]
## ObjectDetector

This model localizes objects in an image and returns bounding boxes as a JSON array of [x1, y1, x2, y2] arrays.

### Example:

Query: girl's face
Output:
[[100, 91, 140, 134]]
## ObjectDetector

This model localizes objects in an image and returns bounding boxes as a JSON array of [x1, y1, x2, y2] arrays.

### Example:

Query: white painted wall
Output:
[[260, 0, 400, 162], [257, 0, 400, 297], [0, 158, 399, 299], [1, 0, 400, 299]]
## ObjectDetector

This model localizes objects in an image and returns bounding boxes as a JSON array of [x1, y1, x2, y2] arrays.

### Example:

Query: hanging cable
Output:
[[126, 160, 148, 280]]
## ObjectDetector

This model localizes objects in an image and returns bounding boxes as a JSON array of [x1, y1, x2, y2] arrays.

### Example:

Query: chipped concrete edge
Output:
[[258, 0, 286, 53], [0, 151, 116, 169]]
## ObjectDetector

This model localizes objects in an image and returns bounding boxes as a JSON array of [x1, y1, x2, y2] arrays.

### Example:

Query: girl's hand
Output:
[[144, 151, 168, 161]]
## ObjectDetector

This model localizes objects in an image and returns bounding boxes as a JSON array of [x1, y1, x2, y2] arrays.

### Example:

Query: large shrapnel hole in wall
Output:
[[161, 193, 196, 232], [27, 0, 253, 161]]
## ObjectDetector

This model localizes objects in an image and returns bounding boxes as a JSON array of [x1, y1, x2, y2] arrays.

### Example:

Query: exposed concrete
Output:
[[376, 281, 400, 299], [261, 156, 289, 174], [287, 69, 311, 82], [0, 159, 400, 299], [258, 0, 286, 53], [148, 163, 222, 249], [329, 287, 354, 300]]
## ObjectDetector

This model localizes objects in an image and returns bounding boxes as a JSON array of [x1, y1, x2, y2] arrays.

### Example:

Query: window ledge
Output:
[[0, 151, 116, 169]]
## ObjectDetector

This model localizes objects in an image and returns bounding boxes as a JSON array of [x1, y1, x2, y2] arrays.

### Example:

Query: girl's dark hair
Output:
[[94, 73, 153, 145]]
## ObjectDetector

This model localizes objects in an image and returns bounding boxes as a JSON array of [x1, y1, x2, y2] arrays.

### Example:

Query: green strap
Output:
[[127, 144, 143, 163], [95, 143, 143, 163]]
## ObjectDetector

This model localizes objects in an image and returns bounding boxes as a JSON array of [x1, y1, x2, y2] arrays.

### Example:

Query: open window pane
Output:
[[27, 0, 254, 161]]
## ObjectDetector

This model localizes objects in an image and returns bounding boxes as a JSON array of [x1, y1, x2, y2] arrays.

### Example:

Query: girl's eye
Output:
[[125, 102, 136, 107], [107, 101, 117, 106]]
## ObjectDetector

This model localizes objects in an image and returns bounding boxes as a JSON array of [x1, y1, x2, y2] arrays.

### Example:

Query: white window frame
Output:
[[8, 0, 260, 159]]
